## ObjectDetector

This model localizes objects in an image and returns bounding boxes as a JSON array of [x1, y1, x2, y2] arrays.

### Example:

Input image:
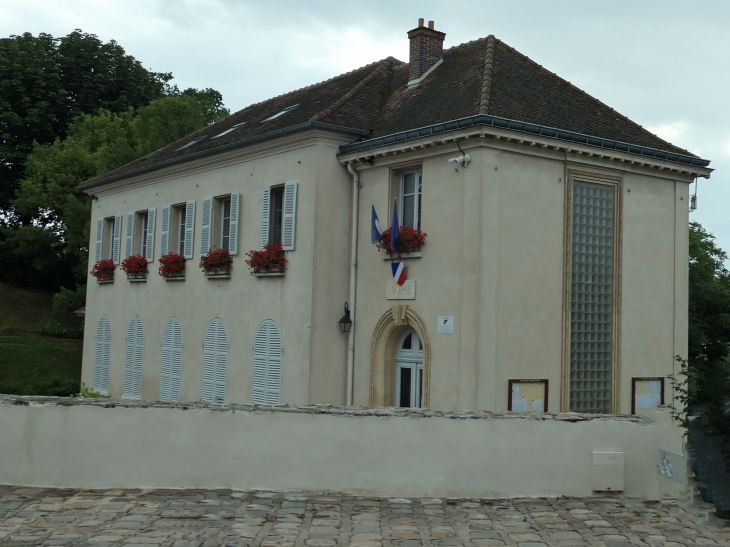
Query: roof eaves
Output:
[[77, 122, 370, 191], [338, 114, 711, 169]]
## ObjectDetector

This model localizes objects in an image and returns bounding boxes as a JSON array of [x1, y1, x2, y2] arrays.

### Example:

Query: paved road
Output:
[[0, 485, 727, 547]]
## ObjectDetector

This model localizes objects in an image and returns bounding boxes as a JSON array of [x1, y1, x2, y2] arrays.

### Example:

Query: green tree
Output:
[[0, 30, 173, 223], [134, 89, 229, 156], [688, 221, 730, 404], [4, 92, 228, 291]]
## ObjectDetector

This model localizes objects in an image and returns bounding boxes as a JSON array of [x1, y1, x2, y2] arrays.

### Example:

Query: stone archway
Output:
[[369, 304, 431, 407]]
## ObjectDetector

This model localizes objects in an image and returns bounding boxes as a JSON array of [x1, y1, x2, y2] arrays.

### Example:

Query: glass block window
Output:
[[570, 182, 615, 413]]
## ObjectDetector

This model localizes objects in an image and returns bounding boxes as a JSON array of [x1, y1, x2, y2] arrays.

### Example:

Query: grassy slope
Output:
[[0, 282, 83, 336], [0, 283, 84, 395], [0, 336, 82, 384]]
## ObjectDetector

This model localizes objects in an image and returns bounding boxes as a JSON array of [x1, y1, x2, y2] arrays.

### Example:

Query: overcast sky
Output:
[[3, 0, 729, 254]]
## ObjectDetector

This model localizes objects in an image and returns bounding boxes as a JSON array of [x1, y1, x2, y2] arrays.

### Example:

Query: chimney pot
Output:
[[407, 20, 446, 82]]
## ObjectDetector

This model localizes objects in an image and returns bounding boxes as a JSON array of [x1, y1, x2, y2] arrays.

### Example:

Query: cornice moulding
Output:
[[340, 126, 713, 179]]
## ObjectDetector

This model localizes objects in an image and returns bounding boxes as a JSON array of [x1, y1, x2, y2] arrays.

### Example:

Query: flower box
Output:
[[200, 249, 233, 278], [376, 226, 427, 257], [253, 266, 285, 277], [121, 255, 148, 282], [91, 259, 115, 282], [246, 243, 287, 275], [163, 270, 186, 280], [205, 269, 231, 279], [159, 253, 186, 280]]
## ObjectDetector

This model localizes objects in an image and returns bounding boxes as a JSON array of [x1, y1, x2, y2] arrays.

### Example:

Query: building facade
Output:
[[79, 21, 712, 415]]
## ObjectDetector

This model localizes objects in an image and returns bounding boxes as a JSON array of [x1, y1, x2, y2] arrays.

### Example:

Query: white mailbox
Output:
[[592, 451, 625, 492]]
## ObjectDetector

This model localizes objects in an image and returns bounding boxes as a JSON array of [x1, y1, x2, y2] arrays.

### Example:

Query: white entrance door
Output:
[[395, 329, 423, 408]]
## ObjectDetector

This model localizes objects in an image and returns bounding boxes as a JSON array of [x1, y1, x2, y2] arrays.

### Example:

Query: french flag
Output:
[[391, 261, 405, 285]]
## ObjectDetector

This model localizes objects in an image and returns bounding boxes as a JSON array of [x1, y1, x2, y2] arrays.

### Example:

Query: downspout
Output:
[[346, 161, 359, 406]]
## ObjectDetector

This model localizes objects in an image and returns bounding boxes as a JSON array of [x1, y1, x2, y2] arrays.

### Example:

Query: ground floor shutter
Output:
[[160, 317, 183, 402], [123, 316, 144, 398], [252, 319, 282, 404], [202, 318, 227, 404], [93, 315, 111, 393]]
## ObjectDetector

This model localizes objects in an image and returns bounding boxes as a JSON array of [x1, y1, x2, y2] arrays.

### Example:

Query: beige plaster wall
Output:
[[81, 131, 691, 416], [350, 141, 691, 414], [0, 398, 682, 499], [81, 132, 353, 405]]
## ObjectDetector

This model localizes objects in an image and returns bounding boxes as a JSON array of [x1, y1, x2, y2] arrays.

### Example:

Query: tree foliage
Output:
[[0, 30, 173, 222], [0, 91, 228, 292]]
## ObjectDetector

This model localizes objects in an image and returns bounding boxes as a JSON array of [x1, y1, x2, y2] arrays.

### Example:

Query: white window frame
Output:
[[140, 211, 149, 257], [394, 329, 423, 408], [221, 197, 231, 250], [177, 204, 187, 255], [399, 169, 422, 231], [102, 217, 116, 260]]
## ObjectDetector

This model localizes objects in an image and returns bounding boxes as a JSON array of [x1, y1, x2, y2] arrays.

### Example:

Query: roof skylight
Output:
[[176, 136, 207, 151], [211, 122, 247, 140], [260, 104, 300, 123]]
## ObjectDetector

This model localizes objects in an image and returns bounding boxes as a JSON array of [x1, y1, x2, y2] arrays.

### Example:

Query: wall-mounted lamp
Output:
[[339, 302, 352, 333]]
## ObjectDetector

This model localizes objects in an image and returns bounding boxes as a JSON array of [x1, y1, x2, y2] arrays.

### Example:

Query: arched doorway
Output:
[[370, 305, 430, 407], [395, 329, 423, 408]]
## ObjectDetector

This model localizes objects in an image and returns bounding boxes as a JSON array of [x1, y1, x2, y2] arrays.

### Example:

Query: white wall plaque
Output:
[[437, 316, 454, 334], [386, 280, 416, 300]]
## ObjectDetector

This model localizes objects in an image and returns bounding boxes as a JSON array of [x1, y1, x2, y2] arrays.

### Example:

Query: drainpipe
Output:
[[346, 161, 359, 406]]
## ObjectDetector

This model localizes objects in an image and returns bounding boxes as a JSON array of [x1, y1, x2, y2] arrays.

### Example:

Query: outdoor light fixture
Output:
[[339, 302, 352, 333]]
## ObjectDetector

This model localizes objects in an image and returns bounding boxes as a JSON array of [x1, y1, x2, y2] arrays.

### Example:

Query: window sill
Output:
[[121, 395, 141, 400], [96, 279, 114, 284], [127, 276, 147, 283], [254, 272, 285, 277], [381, 251, 422, 260], [164, 276, 186, 282], [205, 273, 231, 280]]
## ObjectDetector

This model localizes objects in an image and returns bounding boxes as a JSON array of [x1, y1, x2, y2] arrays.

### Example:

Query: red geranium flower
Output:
[[158, 253, 186, 277], [245, 242, 287, 274], [376, 226, 427, 256], [90, 259, 115, 281]]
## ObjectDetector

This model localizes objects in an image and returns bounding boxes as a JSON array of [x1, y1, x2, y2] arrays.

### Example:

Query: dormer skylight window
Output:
[[211, 122, 246, 140], [139, 147, 166, 161], [175, 136, 207, 151], [260, 104, 300, 123]]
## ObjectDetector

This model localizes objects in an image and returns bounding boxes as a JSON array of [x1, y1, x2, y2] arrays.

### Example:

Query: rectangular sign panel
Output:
[[386, 280, 416, 300]]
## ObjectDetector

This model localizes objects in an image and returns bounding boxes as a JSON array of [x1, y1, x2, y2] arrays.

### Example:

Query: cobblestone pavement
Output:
[[0, 486, 728, 547]]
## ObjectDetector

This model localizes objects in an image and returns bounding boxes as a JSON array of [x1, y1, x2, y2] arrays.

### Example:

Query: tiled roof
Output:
[[79, 35, 696, 189]]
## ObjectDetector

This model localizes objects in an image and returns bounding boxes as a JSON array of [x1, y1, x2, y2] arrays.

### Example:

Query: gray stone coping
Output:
[[0, 395, 647, 423]]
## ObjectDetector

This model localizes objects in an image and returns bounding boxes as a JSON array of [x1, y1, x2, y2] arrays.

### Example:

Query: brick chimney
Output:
[[407, 19, 446, 82]]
